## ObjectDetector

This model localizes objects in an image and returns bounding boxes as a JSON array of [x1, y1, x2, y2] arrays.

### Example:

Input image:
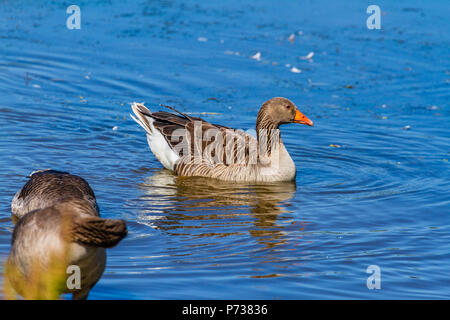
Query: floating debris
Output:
[[225, 50, 240, 56], [112, 126, 118, 131], [300, 52, 314, 60], [329, 144, 341, 148], [345, 84, 354, 89], [382, 116, 388, 120], [403, 125, 411, 130], [287, 33, 295, 43], [290, 67, 301, 73], [197, 37, 208, 42], [251, 52, 261, 61]]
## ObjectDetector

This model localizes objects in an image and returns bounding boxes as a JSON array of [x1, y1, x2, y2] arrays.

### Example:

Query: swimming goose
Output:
[[6, 170, 127, 300], [131, 97, 313, 182]]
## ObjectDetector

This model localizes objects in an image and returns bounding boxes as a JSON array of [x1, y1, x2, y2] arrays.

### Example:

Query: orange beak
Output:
[[294, 109, 314, 126]]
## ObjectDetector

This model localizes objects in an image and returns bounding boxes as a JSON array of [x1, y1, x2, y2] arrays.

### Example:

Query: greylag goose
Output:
[[6, 170, 127, 300], [131, 97, 313, 182]]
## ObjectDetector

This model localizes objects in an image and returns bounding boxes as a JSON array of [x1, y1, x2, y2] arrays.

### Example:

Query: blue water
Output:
[[0, 0, 449, 299]]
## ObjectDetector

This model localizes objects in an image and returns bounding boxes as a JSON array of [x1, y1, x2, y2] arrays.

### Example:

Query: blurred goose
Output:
[[131, 97, 313, 182], [6, 170, 127, 300], [11, 169, 98, 220]]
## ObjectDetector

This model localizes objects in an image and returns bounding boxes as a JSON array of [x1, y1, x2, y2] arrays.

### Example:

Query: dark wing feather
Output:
[[148, 107, 256, 166]]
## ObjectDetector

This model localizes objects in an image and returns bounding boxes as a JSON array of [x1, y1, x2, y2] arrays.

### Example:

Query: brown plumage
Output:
[[131, 97, 314, 182], [71, 214, 127, 248], [11, 170, 99, 220]]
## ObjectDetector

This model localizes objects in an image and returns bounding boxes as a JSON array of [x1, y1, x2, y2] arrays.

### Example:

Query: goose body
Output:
[[7, 170, 127, 300], [131, 97, 313, 182]]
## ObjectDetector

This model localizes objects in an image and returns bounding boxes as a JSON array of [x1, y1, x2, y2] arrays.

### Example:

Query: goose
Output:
[[11, 169, 98, 220], [6, 170, 127, 300], [131, 97, 313, 182]]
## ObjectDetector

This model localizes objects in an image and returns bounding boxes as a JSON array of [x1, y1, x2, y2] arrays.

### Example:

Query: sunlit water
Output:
[[0, 1, 449, 299]]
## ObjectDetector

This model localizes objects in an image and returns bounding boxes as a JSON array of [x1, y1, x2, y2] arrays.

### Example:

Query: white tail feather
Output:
[[131, 102, 154, 134], [130, 102, 179, 171]]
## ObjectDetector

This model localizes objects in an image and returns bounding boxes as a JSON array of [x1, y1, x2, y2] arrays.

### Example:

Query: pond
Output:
[[0, 0, 449, 299]]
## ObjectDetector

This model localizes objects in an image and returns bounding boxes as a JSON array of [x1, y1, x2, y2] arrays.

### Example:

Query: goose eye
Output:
[[286, 105, 291, 109]]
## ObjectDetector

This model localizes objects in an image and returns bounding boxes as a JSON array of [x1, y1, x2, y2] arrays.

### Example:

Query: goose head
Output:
[[256, 97, 314, 130]]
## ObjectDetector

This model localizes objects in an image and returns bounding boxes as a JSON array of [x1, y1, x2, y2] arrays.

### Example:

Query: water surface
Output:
[[0, 0, 449, 299]]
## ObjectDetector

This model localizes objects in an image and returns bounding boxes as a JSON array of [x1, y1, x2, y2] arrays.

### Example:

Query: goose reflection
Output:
[[136, 169, 296, 249]]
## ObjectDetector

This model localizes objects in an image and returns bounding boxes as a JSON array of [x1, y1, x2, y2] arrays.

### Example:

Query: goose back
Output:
[[11, 170, 99, 219]]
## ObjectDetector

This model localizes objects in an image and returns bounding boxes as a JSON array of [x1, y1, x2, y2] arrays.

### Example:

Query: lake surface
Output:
[[0, 0, 449, 299]]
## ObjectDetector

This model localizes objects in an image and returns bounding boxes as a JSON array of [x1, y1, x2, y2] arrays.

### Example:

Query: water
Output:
[[0, 0, 449, 299]]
